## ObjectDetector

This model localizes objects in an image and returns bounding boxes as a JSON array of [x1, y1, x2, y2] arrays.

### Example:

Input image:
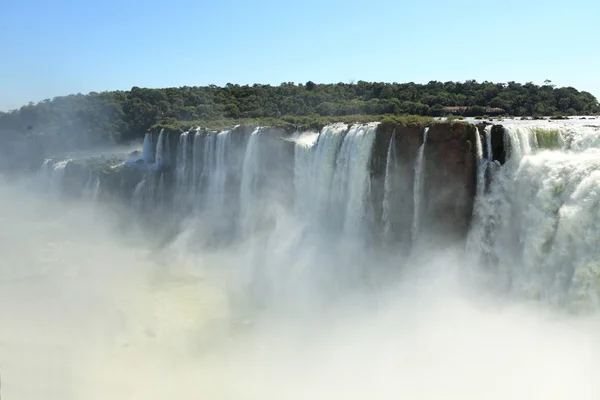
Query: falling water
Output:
[[411, 127, 429, 242], [131, 179, 146, 210], [141, 132, 154, 163], [382, 129, 396, 238], [205, 130, 231, 213], [293, 123, 347, 228], [470, 120, 600, 311], [330, 123, 378, 237], [155, 129, 170, 168], [38, 159, 70, 194], [484, 125, 493, 161], [293, 131, 320, 219], [91, 178, 101, 202], [239, 127, 263, 236], [473, 127, 485, 199], [176, 131, 190, 189], [192, 130, 204, 199]]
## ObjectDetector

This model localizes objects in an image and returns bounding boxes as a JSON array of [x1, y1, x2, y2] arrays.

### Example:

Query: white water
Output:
[[191, 130, 204, 199], [292, 130, 320, 219], [484, 124, 492, 161], [299, 123, 348, 229], [474, 126, 485, 199], [175, 131, 190, 199], [206, 130, 231, 214], [9, 119, 600, 399], [411, 127, 429, 242], [330, 123, 377, 237], [382, 130, 396, 239], [239, 127, 263, 237], [2, 179, 600, 400], [38, 158, 70, 194], [141, 132, 154, 163], [292, 123, 377, 238], [470, 120, 600, 311], [155, 129, 170, 168]]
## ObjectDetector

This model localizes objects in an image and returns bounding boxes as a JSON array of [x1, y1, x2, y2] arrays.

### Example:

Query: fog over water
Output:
[[1, 118, 600, 399]]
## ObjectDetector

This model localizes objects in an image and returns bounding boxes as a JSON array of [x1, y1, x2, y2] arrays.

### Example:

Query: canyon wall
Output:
[[38, 121, 481, 248]]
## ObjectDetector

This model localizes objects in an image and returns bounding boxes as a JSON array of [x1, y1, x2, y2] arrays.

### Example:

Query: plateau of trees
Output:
[[1, 80, 598, 145]]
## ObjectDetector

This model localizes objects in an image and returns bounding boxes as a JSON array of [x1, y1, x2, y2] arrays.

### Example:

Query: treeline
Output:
[[1, 80, 598, 145]]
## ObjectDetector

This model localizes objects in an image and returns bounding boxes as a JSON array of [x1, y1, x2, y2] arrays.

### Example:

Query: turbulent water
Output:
[[468, 119, 600, 311], [2, 118, 600, 399]]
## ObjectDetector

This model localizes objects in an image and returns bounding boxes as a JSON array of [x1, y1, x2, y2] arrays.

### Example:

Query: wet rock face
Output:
[[363, 122, 479, 248], [421, 123, 477, 242], [391, 125, 423, 247], [490, 125, 506, 165], [33, 122, 479, 248]]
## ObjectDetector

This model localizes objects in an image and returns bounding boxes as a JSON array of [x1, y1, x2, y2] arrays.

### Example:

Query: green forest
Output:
[[1, 80, 598, 145]]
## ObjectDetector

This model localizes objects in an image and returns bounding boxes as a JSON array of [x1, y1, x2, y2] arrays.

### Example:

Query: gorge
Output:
[[2, 116, 600, 399], [32, 117, 600, 310]]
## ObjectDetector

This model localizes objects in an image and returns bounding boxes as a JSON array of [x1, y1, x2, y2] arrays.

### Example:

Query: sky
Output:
[[1, 0, 599, 111]]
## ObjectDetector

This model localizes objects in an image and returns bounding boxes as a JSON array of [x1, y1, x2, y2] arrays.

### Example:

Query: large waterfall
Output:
[[411, 126, 428, 243], [469, 119, 600, 311], [6, 117, 600, 399], [30, 118, 600, 311]]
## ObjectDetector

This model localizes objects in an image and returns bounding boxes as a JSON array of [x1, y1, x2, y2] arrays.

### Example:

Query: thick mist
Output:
[[1, 175, 600, 400]]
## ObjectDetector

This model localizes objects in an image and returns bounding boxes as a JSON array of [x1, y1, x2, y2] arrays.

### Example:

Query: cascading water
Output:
[[175, 131, 190, 194], [474, 126, 485, 199], [30, 117, 600, 313], [293, 123, 347, 230], [411, 127, 429, 243], [141, 132, 155, 163], [239, 127, 263, 237], [292, 130, 320, 220], [38, 158, 70, 194], [191, 130, 204, 199], [484, 124, 492, 161], [329, 123, 378, 238], [469, 120, 600, 311], [205, 130, 231, 214], [382, 129, 396, 239]]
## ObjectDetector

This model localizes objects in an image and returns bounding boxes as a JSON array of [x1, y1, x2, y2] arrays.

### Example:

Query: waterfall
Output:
[[82, 171, 101, 201], [469, 121, 600, 311], [176, 131, 190, 188], [141, 132, 154, 163], [293, 123, 347, 228], [484, 125, 492, 161], [192, 130, 204, 199], [474, 126, 485, 199], [28, 117, 600, 313], [292, 123, 376, 239], [411, 127, 429, 242], [155, 129, 170, 168], [92, 178, 101, 202], [131, 179, 146, 210], [239, 127, 263, 236], [38, 158, 70, 194], [175, 131, 190, 206], [382, 129, 396, 238], [331, 123, 377, 237], [293, 131, 320, 220], [206, 130, 231, 213]]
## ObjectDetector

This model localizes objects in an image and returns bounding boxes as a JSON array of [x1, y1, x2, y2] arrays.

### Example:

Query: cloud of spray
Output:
[[1, 175, 600, 400]]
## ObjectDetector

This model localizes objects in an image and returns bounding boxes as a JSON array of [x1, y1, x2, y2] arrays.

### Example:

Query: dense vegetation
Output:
[[1, 80, 598, 146]]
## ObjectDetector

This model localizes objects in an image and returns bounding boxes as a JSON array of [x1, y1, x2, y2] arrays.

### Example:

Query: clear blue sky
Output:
[[2, 0, 599, 111]]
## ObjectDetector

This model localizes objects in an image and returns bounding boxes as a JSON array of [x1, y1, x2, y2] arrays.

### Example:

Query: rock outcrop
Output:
[[35, 121, 480, 247]]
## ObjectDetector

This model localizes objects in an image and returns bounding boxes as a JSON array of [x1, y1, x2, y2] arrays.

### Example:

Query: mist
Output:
[[1, 169, 599, 400]]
